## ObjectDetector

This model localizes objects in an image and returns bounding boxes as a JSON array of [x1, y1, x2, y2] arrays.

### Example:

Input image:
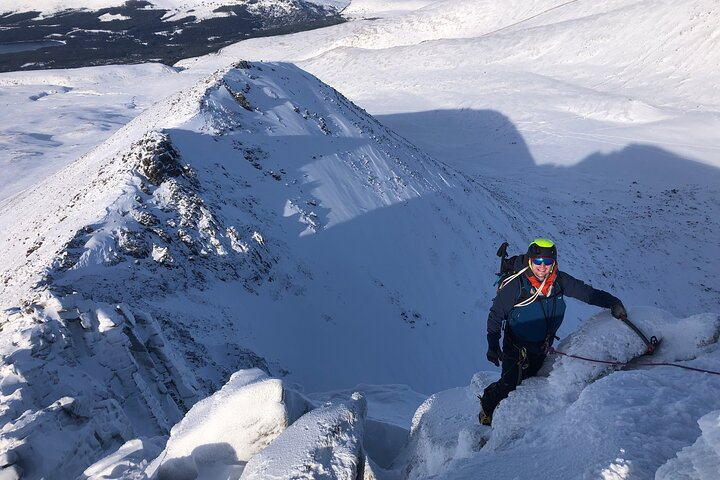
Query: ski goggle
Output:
[[531, 257, 555, 266]]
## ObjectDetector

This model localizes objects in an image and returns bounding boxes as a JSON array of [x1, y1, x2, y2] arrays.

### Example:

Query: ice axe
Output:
[[496, 241, 509, 271], [619, 315, 660, 355]]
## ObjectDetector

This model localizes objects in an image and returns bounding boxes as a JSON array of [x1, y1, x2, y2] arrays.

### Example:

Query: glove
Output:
[[611, 302, 627, 320], [486, 347, 502, 367], [486, 333, 502, 367]]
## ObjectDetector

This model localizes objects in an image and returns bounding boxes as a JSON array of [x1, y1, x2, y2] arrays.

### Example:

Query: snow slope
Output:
[[0, 59, 522, 478], [177, 0, 720, 317]]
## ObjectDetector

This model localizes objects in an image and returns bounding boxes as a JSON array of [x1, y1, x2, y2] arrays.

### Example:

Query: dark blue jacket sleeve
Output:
[[557, 271, 621, 309], [487, 278, 521, 347]]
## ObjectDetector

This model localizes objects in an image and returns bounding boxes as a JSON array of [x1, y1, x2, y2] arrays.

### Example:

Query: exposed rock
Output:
[[117, 229, 150, 259], [134, 132, 184, 186]]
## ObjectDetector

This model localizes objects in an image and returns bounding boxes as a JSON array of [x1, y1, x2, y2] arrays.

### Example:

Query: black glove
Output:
[[487, 347, 502, 367], [611, 302, 627, 320], [486, 333, 502, 366]]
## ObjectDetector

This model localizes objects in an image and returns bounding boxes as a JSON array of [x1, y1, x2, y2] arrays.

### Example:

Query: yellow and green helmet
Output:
[[527, 238, 557, 259]]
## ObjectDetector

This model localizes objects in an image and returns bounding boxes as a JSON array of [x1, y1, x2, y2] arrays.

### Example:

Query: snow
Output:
[[656, 411, 720, 480], [145, 369, 312, 479], [83, 438, 166, 479], [341, 0, 436, 18], [241, 392, 367, 480], [393, 372, 496, 479], [311, 0, 351, 12], [98, 13, 130, 21], [1, 0, 719, 479]]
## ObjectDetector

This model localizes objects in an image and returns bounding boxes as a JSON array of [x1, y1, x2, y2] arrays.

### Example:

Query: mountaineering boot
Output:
[[479, 409, 492, 426]]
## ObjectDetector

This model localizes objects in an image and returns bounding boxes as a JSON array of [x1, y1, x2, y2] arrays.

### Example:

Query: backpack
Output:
[[494, 242, 526, 290]]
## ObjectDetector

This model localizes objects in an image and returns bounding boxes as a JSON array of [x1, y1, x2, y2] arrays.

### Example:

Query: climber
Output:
[[479, 238, 627, 426]]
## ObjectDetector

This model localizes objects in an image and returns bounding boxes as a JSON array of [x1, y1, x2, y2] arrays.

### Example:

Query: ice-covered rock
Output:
[[240, 392, 368, 480], [0, 295, 198, 480], [146, 369, 312, 480], [656, 410, 720, 480], [0, 395, 132, 479], [396, 371, 496, 479]]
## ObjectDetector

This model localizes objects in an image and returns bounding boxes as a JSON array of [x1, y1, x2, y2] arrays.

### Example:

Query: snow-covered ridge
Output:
[[0, 65, 224, 306], [0, 59, 449, 307]]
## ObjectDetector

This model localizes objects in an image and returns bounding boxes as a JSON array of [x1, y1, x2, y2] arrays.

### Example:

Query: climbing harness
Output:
[[494, 345, 531, 386], [546, 346, 720, 376], [516, 346, 529, 385]]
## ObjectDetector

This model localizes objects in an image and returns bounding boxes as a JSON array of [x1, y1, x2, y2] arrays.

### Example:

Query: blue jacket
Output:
[[487, 267, 621, 352]]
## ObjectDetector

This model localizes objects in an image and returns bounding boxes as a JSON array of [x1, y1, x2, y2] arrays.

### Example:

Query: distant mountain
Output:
[[0, 0, 346, 72]]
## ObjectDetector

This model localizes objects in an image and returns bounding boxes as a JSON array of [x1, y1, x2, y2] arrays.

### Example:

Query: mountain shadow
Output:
[[378, 109, 720, 188]]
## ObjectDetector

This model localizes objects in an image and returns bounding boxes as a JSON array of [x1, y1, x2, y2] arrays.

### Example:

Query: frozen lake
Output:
[[0, 40, 64, 54]]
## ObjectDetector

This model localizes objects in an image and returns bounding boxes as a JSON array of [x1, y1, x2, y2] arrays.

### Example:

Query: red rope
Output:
[[547, 347, 720, 376], [633, 362, 720, 375]]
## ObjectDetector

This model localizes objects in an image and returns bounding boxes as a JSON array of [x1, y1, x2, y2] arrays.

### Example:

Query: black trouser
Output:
[[481, 335, 546, 418]]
